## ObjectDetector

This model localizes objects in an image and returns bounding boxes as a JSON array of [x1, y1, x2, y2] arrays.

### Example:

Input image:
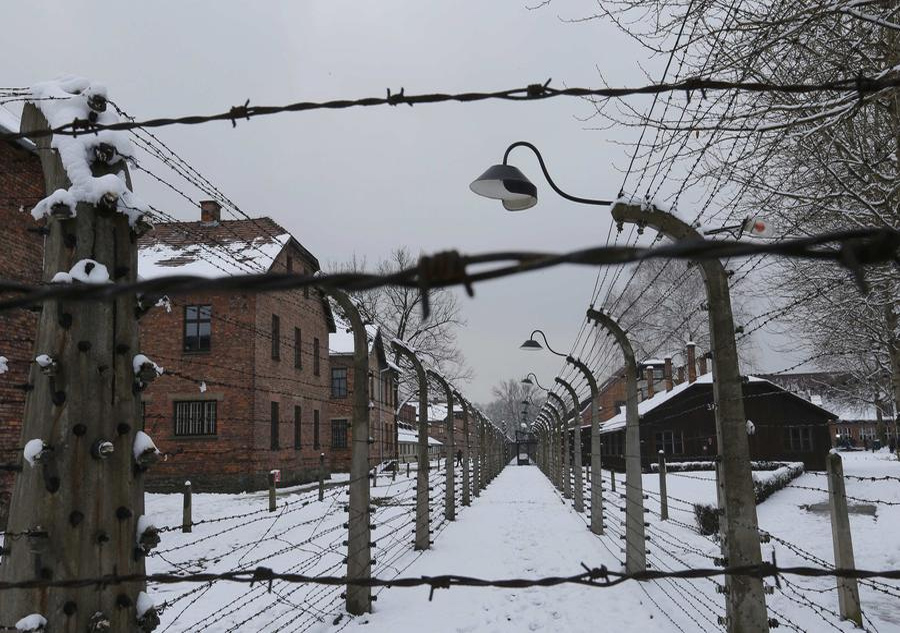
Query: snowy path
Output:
[[343, 464, 665, 633]]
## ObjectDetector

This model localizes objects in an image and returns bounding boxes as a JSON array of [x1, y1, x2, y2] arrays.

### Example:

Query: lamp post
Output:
[[473, 143, 767, 632]]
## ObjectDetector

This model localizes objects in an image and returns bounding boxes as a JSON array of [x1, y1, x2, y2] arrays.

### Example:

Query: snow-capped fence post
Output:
[[478, 414, 487, 491], [556, 377, 585, 514], [657, 452, 669, 521], [826, 451, 863, 626], [327, 290, 373, 614], [612, 202, 768, 633], [268, 471, 277, 512], [547, 394, 568, 494], [473, 415, 482, 499], [456, 393, 471, 507], [318, 452, 326, 502], [182, 481, 192, 533], [0, 91, 155, 631], [565, 354, 603, 535], [391, 340, 430, 550], [427, 371, 455, 522], [587, 307, 645, 570]]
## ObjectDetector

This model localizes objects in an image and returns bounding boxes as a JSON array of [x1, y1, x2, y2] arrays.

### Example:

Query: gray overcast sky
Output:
[[4, 0, 799, 403]]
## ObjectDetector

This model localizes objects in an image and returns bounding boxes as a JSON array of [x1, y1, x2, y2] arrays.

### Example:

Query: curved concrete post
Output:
[[547, 392, 570, 496], [454, 390, 471, 507], [555, 378, 583, 509], [566, 356, 603, 535], [477, 413, 487, 493], [327, 290, 372, 614], [544, 406, 562, 487], [587, 307, 645, 571], [611, 201, 767, 633], [428, 371, 456, 521], [391, 340, 430, 551]]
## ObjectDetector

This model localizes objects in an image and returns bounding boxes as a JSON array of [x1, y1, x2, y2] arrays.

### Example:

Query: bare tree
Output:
[[483, 378, 546, 437], [334, 247, 471, 391]]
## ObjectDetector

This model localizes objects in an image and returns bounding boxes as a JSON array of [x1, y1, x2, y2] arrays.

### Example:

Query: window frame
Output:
[[294, 405, 302, 449], [294, 327, 302, 369], [331, 418, 349, 449], [174, 400, 218, 437], [313, 337, 321, 376], [270, 401, 280, 450], [654, 430, 684, 455], [313, 409, 320, 449], [271, 314, 281, 360], [183, 304, 212, 353], [331, 366, 349, 398]]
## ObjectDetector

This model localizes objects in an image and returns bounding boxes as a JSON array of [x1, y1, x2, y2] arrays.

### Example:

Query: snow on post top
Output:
[[27, 76, 148, 226], [15, 614, 47, 632], [133, 431, 161, 461], [0, 355, 8, 374], [136, 591, 156, 618], [23, 439, 47, 466]]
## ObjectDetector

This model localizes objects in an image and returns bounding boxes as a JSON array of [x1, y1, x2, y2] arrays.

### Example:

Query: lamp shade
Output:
[[469, 164, 538, 211], [520, 338, 543, 351], [521, 376, 534, 385]]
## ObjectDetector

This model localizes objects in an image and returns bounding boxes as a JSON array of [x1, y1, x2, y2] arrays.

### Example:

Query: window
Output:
[[655, 430, 683, 455], [313, 337, 321, 376], [271, 315, 280, 360], [184, 305, 212, 352], [313, 410, 321, 449], [294, 405, 302, 449], [174, 401, 217, 436], [332, 367, 348, 398], [270, 401, 280, 450], [786, 426, 813, 452], [332, 419, 349, 448], [294, 327, 302, 369]]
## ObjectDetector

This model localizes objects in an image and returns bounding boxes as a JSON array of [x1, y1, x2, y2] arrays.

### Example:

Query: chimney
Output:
[[677, 366, 685, 384], [645, 365, 655, 399], [664, 356, 673, 392], [699, 352, 708, 376], [687, 342, 697, 383], [200, 200, 221, 224]]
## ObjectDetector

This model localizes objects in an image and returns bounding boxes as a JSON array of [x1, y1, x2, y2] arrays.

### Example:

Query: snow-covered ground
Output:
[[135, 451, 900, 632]]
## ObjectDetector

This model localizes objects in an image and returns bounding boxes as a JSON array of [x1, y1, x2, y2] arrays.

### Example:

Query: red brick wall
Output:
[[139, 244, 333, 492], [250, 246, 331, 488], [0, 140, 45, 525], [326, 351, 398, 472]]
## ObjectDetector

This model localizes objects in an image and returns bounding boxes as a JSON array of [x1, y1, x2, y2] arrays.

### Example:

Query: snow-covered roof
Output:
[[411, 402, 454, 422], [397, 427, 442, 446], [816, 398, 881, 422], [597, 374, 771, 433], [138, 218, 293, 279], [0, 104, 33, 150]]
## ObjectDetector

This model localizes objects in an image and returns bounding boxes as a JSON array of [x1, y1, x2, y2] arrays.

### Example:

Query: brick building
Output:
[[327, 320, 400, 471], [137, 201, 335, 492], [0, 107, 45, 526]]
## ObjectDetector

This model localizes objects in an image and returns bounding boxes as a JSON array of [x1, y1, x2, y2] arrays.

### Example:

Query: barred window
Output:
[[331, 367, 348, 398], [313, 409, 321, 449], [332, 419, 349, 449], [174, 401, 217, 436]]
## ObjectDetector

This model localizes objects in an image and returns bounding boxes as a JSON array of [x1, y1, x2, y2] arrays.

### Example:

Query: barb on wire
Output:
[[2, 74, 900, 142], [0, 563, 897, 592], [0, 228, 895, 317]]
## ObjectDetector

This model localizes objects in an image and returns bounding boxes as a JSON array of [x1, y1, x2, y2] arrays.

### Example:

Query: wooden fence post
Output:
[[182, 481, 192, 533], [658, 451, 668, 521], [827, 451, 863, 627]]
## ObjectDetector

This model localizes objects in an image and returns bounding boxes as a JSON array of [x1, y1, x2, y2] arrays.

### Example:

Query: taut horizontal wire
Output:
[[0, 227, 895, 313], [1, 74, 899, 142]]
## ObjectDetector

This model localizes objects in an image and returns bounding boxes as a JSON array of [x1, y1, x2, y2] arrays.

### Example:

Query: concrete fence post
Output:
[[391, 340, 430, 551], [182, 481, 193, 533], [556, 377, 584, 513], [319, 452, 326, 502], [827, 451, 863, 627], [268, 471, 277, 513], [658, 451, 668, 521], [458, 395, 471, 507], [428, 371, 456, 522]]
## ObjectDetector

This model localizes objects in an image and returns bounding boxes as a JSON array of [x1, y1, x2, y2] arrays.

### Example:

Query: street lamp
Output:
[[520, 330, 567, 357], [470, 141, 613, 211]]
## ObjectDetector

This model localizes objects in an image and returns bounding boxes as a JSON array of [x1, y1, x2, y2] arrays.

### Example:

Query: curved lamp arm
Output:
[[530, 329, 567, 358], [524, 372, 551, 392], [504, 141, 613, 207]]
